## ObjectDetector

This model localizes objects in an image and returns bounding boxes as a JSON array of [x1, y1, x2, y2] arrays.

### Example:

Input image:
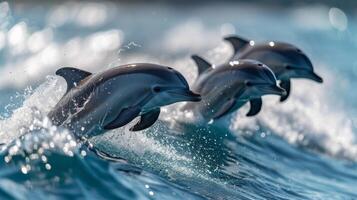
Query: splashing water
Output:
[[230, 72, 357, 160]]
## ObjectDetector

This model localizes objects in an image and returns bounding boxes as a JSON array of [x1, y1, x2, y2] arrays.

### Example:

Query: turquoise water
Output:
[[1, 1, 357, 199]]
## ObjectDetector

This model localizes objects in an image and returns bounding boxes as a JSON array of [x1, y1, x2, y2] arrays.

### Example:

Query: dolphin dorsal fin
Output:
[[56, 67, 92, 92], [224, 36, 250, 54], [191, 55, 212, 75]]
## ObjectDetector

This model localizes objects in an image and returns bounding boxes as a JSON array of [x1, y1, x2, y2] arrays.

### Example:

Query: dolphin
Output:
[[48, 63, 201, 139], [224, 35, 323, 115], [182, 56, 286, 121]]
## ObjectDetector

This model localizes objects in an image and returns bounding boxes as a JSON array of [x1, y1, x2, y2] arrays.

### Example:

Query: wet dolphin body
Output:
[[182, 57, 286, 121], [224, 35, 323, 115], [48, 63, 201, 139]]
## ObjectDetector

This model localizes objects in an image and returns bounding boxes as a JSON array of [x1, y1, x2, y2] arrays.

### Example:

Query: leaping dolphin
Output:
[[182, 56, 286, 121], [224, 35, 323, 115], [48, 63, 201, 138]]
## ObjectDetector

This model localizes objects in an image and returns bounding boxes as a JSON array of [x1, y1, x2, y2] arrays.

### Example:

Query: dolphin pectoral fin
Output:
[[213, 98, 236, 119], [130, 108, 160, 131], [279, 80, 291, 102], [56, 67, 92, 92], [224, 36, 249, 54], [191, 55, 212, 75], [246, 98, 263, 117], [104, 107, 141, 130]]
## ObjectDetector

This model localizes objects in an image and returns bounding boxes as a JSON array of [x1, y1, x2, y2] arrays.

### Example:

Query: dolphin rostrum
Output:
[[182, 56, 286, 121], [224, 35, 323, 115], [48, 63, 201, 139]]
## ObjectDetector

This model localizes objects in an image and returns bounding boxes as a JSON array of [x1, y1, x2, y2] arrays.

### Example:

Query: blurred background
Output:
[[0, 0, 355, 90]]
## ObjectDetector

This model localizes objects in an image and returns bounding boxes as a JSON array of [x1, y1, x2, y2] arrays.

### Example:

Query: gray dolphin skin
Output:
[[224, 35, 323, 115], [182, 56, 286, 121], [48, 63, 201, 138]]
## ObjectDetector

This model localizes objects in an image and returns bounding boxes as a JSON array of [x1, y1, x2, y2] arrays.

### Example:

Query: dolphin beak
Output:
[[167, 89, 201, 102], [258, 85, 287, 96], [271, 85, 287, 96], [305, 71, 323, 83]]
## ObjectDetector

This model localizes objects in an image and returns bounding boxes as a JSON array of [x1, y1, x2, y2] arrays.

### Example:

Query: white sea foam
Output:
[[0, 76, 65, 144], [90, 123, 200, 177], [0, 77, 77, 173], [230, 69, 357, 160]]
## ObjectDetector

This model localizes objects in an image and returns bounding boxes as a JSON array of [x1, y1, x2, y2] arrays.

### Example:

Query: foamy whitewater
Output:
[[0, 1, 357, 199]]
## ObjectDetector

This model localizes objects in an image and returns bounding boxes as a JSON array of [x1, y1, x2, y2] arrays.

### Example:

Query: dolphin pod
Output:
[[47, 35, 323, 150], [188, 35, 324, 119], [182, 58, 285, 121], [48, 63, 201, 138]]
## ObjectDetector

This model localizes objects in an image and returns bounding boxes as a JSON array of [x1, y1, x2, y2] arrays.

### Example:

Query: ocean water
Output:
[[0, 1, 357, 199]]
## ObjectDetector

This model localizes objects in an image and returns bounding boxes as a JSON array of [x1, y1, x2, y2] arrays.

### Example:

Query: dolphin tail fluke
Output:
[[104, 107, 141, 130], [246, 98, 263, 117], [279, 80, 291, 102], [224, 35, 249, 54], [130, 108, 160, 131], [56, 67, 92, 92], [191, 55, 212, 75]]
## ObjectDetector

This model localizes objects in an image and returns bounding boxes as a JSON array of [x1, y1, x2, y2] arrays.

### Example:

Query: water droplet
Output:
[[329, 7, 348, 31], [81, 150, 87, 157], [45, 163, 51, 170], [21, 165, 28, 174], [41, 155, 47, 163], [260, 132, 266, 138], [4, 156, 10, 163]]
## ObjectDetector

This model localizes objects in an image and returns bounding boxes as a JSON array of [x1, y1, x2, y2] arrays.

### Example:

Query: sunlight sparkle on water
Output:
[[45, 163, 51, 170], [0, 31, 5, 50], [329, 7, 348, 31]]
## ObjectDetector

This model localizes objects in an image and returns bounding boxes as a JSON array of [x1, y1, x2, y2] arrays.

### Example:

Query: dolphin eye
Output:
[[257, 63, 263, 67], [285, 65, 292, 70], [167, 67, 173, 70], [296, 48, 302, 53], [153, 86, 161, 93], [245, 81, 253, 87]]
